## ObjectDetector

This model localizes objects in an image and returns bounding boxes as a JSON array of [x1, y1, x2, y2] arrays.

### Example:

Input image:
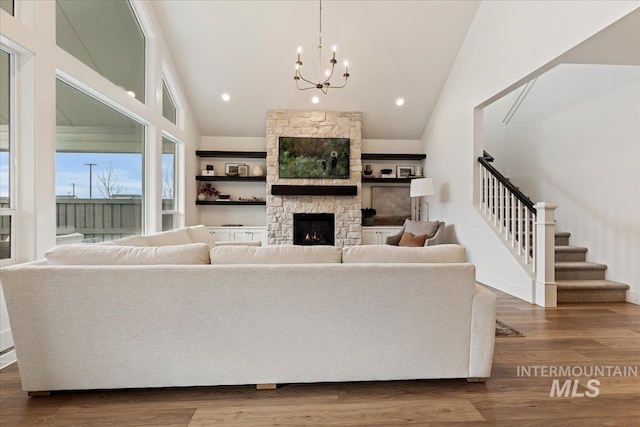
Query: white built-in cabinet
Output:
[[360, 226, 403, 245], [207, 226, 267, 246]]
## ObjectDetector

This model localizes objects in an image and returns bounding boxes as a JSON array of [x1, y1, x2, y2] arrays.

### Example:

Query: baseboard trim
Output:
[[0, 348, 16, 370], [477, 271, 532, 303], [626, 290, 640, 305]]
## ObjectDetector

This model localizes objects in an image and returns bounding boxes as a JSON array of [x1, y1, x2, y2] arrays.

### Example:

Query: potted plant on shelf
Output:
[[361, 207, 377, 226], [197, 183, 219, 201]]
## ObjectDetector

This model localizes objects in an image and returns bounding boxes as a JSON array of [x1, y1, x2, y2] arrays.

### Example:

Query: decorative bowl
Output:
[[217, 194, 231, 199], [380, 168, 393, 174], [226, 172, 239, 177]]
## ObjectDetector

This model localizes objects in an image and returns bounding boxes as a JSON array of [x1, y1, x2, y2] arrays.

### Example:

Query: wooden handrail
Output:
[[478, 155, 536, 214]]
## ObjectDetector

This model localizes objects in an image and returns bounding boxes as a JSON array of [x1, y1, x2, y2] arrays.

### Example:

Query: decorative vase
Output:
[[362, 217, 375, 226], [252, 165, 265, 176], [197, 193, 207, 201]]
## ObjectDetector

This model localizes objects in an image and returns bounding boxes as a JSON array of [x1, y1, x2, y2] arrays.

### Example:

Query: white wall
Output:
[[422, 1, 639, 302], [485, 64, 640, 303]]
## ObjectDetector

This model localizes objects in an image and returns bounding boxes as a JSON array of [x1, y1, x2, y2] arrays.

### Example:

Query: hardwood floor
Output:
[[2, 287, 639, 426]]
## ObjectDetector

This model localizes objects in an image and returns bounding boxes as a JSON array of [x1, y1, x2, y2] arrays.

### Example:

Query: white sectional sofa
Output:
[[1, 226, 497, 394]]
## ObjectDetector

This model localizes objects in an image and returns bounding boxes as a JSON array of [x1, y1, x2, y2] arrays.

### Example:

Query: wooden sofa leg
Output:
[[28, 391, 51, 397], [256, 383, 277, 390], [467, 378, 487, 383]]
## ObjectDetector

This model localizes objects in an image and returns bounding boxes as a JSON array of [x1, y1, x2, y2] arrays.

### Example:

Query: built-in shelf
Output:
[[196, 200, 266, 206], [196, 150, 267, 158], [196, 175, 266, 182], [361, 177, 419, 183], [361, 153, 426, 161]]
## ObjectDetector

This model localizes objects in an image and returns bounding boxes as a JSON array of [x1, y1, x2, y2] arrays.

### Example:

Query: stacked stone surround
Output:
[[266, 109, 362, 247]]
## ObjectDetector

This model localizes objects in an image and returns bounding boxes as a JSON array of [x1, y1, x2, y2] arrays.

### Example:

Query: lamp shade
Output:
[[410, 178, 435, 197]]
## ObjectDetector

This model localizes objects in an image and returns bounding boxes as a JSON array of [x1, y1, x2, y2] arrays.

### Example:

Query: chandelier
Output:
[[294, 0, 349, 94]]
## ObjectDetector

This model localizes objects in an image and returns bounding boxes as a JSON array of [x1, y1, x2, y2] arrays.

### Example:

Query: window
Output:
[[0, 0, 14, 16], [162, 80, 177, 124], [161, 136, 178, 231], [0, 49, 13, 261], [56, 79, 144, 242], [56, 0, 145, 102]]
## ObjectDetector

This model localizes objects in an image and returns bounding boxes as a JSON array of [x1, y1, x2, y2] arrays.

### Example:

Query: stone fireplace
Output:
[[293, 213, 335, 246], [266, 109, 362, 247]]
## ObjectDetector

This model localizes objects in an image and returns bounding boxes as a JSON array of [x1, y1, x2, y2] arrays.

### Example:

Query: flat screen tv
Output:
[[278, 137, 350, 179]]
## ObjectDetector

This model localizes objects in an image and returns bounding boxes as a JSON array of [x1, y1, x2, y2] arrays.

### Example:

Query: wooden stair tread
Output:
[[555, 261, 607, 270], [555, 231, 571, 238], [555, 245, 587, 253], [556, 280, 629, 290]]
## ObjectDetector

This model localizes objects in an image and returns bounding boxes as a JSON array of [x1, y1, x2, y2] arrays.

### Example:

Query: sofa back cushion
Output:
[[342, 244, 467, 263], [45, 243, 211, 265], [210, 245, 341, 264], [214, 241, 262, 247]]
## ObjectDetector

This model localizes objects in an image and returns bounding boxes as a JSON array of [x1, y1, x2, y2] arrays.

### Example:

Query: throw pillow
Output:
[[146, 228, 193, 246], [398, 231, 428, 247], [108, 235, 150, 246], [186, 225, 216, 246]]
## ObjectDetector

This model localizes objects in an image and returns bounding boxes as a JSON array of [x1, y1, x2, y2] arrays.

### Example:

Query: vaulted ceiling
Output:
[[151, 1, 480, 139]]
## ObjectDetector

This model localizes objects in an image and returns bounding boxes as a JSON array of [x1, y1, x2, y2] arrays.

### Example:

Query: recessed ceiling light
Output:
[[396, 98, 405, 106], [312, 96, 319, 104], [221, 93, 230, 102]]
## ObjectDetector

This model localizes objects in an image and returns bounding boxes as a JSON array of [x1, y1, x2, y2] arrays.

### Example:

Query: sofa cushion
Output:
[[213, 241, 262, 247], [342, 244, 467, 263], [398, 231, 428, 247], [405, 220, 441, 238], [108, 235, 150, 246], [45, 243, 211, 265], [146, 228, 193, 246], [210, 245, 341, 264], [186, 225, 216, 246]]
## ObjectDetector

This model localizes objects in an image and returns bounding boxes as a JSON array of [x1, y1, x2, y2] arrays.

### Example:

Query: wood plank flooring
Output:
[[2, 287, 639, 426]]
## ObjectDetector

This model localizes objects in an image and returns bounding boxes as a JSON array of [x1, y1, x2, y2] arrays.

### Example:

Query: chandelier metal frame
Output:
[[294, 0, 349, 94]]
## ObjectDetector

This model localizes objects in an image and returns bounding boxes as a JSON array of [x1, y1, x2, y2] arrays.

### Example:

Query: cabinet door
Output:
[[360, 229, 378, 245], [207, 227, 231, 242], [246, 228, 267, 246], [232, 228, 266, 246]]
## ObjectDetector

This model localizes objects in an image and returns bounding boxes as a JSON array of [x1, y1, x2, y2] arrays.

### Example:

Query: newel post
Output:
[[534, 203, 558, 307]]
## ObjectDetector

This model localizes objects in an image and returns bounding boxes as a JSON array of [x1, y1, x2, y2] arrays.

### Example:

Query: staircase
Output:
[[555, 232, 629, 303]]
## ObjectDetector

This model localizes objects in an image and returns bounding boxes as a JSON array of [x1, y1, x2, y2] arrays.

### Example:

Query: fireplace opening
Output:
[[293, 213, 335, 246]]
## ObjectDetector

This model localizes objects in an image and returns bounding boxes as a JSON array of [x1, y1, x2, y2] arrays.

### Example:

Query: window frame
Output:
[[55, 74, 148, 242], [161, 63, 183, 129], [0, 47, 16, 266], [160, 132, 181, 230]]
